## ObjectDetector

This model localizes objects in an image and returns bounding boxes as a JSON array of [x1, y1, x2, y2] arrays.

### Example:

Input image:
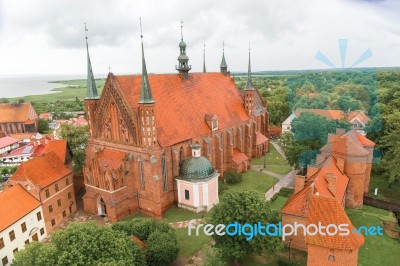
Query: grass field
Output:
[[6, 79, 106, 103], [346, 205, 400, 266], [227, 170, 279, 197], [270, 195, 289, 211], [368, 172, 400, 201], [175, 228, 212, 257], [252, 143, 292, 175], [162, 206, 208, 223]]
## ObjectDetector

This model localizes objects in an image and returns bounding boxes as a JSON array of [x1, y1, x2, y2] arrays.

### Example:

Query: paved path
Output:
[[169, 218, 204, 229], [252, 141, 297, 200]]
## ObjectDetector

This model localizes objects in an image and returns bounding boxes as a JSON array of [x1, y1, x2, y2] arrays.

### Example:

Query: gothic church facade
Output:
[[82, 24, 269, 221]]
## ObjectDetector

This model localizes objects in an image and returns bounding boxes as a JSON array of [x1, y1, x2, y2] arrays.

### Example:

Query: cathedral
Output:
[[82, 22, 270, 221]]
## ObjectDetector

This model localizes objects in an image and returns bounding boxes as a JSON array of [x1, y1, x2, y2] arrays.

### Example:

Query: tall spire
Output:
[[203, 43, 206, 73], [176, 20, 191, 76], [138, 18, 155, 104], [84, 23, 99, 99], [245, 43, 254, 90], [220, 41, 228, 75]]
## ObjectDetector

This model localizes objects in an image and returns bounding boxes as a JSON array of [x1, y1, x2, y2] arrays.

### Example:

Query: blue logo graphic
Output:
[[315, 39, 373, 68]]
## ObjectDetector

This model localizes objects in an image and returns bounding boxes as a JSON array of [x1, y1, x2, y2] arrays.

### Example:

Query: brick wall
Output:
[[307, 244, 359, 266]]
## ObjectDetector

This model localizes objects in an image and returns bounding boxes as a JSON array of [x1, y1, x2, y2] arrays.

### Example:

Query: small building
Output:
[[39, 112, 53, 121], [0, 136, 20, 156], [176, 144, 219, 213], [5, 152, 76, 233], [0, 184, 46, 266], [0, 103, 38, 135]]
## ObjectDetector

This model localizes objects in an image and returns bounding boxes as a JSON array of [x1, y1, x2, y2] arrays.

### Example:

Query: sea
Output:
[[0, 74, 87, 98]]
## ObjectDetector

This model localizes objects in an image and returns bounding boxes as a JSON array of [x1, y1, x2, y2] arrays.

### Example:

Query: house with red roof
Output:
[[282, 109, 370, 135], [0, 184, 46, 266], [0, 136, 20, 156], [0, 103, 38, 135], [81, 26, 269, 221], [280, 129, 374, 265], [5, 152, 76, 233]]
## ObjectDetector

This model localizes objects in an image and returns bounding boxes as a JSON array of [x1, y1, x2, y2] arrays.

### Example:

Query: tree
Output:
[[13, 222, 146, 266], [38, 118, 50, 133], [146, 231, 179, 266], [202, 245, 226, 266], [112, 218, 179, 266], [209, 190, 282, 261], [59, 124, 89, 172]]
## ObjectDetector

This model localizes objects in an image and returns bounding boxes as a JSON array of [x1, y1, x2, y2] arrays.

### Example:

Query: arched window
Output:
[[179, 147, 184, 166], [162, 153, 168, 192], [139, 156, 144, 188]]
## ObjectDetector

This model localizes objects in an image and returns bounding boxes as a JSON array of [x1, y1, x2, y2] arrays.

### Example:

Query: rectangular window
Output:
[[139, 158, 145, 188], [13, 248, 18, 254], [49, 205, 53, 213], [162, 154, 168, 192], [21, 222, 27, 233], [0, 238, 4, 249], [40, 228, 45, 236], [45, 189, 50, 198], [68, 192, 72, 199], [9, 230, 15, 241], [57, 199, 62, 207], [55, 183, 59, 192], [62, 210, 66, 218], [37, 211, 42, 221], [51, 219, 56, 227], [66, 178, 70, 186], [184, 189, 190, 200], [2, 256, 8, 265]]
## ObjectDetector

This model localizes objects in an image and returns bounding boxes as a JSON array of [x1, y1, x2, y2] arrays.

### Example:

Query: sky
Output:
[[0, 0, 399, 75]]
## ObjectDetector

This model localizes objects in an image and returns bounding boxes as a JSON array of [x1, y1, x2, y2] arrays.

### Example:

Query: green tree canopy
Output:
[[13, 222, 146, 266], [38, 118, 50, 133], [59, 124, 89, 172], [209, 190, 282, 261]]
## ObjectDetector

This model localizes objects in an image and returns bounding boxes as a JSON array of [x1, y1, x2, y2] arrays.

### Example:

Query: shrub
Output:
[[218, 180, 229, 195], [146, 231, 179, 266], [277, 256, 297, 266], [278, 187, 294, 197], [224, 171, 243, 184]]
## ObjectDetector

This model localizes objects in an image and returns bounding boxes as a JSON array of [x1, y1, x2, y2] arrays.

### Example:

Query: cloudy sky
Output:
[[0, 0, 399, 75]]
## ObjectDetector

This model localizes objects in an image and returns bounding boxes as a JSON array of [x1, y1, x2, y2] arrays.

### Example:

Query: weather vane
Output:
[[139, 17, 143, 39], [84, 22, 88, 40], [180, 19, 183, 40], [223, 40, 225, 52]]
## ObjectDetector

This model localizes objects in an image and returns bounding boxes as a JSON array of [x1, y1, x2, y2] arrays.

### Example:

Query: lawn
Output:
[[7, 79, 106, 103], [175, 227, 212, 257], [346, 205, 400, 266], [368, 171, 400, 202], [252, 142, 292, 175], [163, 206, 208, 223], [270, 195, 289, 211], [227, 170, 279, 197]]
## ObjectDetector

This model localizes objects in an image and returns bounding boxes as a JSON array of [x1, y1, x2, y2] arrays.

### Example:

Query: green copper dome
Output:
[[180, 156, 214, 179]]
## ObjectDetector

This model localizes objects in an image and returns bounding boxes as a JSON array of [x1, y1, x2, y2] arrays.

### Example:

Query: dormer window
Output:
[[205, 114, 218, 131]]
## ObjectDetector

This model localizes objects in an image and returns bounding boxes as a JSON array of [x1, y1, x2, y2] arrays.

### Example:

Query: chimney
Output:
[[306, 167, 319, 178], [294, 175, 306, 194], [336, 128, 346, 136], [325, 172, 337, 196], [336, 157, 345, 172]]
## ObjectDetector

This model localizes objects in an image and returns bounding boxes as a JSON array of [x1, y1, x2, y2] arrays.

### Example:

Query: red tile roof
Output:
[[0, 184, 41, 232], [0, 136, 19, 149], [306, 195, 364, 250], [0, 103, 37, 123], [356, 132, 375, 147], [281, 156, 348, 216], [2, 144, 35, 157], [114, 73, 249, 147], [256, 132, 269, 145], [321, 130, 372, 156], [232, 149, 249, 165], [295, 109, 345, 121], [11, 151, 71, 188], [348, 111, 369, 124], [43, 140, 69, 163]]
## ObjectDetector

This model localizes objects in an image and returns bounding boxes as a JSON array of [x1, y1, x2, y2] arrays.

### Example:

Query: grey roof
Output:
[[138, 39, 155, 104], [245, 51, 254, 90], [180, 156, 215, 179]]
